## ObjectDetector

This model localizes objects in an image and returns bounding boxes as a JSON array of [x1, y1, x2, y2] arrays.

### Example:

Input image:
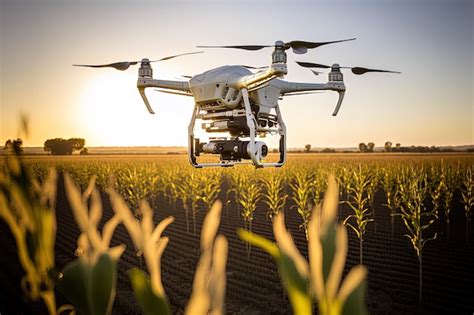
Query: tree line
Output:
[[3, 138, 87, 155]]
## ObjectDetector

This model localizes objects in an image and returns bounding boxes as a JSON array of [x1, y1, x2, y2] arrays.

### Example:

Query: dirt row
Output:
[[1, 177, 474, 314]]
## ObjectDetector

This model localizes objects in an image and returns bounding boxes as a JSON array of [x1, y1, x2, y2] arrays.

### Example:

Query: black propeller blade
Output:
[[286, 38, 355, 54], [310, 70, 324, 76], [73, 61, 138, 71], [196, 45, 271, 51], [73, 51, 203, 71], [240, 65, 268, 70], [296, 61, 331, 69], [296, 61, 400, 75], [350, 67, 401, 75], [197, 38, 355, 54], [148, 51, 203, 62]]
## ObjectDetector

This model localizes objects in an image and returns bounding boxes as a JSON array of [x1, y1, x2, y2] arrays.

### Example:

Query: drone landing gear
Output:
[[188, 88, 286, 168]]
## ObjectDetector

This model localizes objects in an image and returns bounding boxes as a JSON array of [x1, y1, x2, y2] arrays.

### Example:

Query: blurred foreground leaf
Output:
[[128, 268, 171, 315], [57, 253, 117, 315]]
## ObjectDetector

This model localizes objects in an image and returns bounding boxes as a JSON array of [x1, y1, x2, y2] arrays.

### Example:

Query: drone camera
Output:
[[199, 140, 268, 161]]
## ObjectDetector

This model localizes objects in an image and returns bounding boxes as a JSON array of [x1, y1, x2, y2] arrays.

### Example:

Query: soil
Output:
[[1, 176, 473, 315]]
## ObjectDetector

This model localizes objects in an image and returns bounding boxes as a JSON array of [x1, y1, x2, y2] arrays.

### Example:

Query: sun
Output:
[[77, 70, 192, 147]]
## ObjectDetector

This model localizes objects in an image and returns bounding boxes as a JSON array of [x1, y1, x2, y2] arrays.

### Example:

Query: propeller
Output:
[[73, 51, 203, 71], [310, 69, 324, 76], [240, 65, 268, 70], [296, 61, 401, 75], [197, 38, 355, 54]]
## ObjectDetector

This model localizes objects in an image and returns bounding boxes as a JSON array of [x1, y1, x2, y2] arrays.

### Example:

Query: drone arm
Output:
[[234, 63, 287, 91], [137, 78, 191, 92], [275, 80, 334, 93], [275, 80, 346, 116], [136, 78, 191, 114]]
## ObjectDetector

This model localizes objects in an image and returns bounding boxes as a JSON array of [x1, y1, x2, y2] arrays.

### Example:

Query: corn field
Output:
[[1, 153, 473, 314]]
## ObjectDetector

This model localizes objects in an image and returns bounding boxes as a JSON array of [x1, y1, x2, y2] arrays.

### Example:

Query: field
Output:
[[1, 153, 473, 314]]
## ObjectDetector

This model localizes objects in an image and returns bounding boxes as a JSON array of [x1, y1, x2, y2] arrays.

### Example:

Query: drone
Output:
[[74, 39, 399, 168]]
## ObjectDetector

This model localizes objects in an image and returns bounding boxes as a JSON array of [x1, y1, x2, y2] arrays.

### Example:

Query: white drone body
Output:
[[75, 39, 398, 168]]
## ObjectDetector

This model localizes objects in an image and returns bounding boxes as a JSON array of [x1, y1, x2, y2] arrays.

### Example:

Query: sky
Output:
[[1, 0, 472, 148]]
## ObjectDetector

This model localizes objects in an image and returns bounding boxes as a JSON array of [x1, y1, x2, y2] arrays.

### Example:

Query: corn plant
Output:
[[397, 167, 437, 306], [0, 153, 59, 314], [367, 168, 379, 232], [461, 166, 474, 244], [428, 162, 445, 221], [176, 175, 192, 233], [164, 168, 181, 211], [107, 182, 174, 314], [290, 169, 313, 239], [261, 170, 288, 220], [226, 170, 246, 219], [198, 171, 222, 212], [236, 175, 262, 258], [239, 175, 368, 315], [343, 165, 373, 264], [185, 201, 228, 315], [61, 174, 126, 315], [381, 168, 400, 239], [189, 173, 204, 235], [443, 163, 461, 239], [310, 169, 326, 208]]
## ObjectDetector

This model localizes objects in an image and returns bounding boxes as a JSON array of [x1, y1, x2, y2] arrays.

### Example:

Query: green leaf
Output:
[[128, 268, 171, 315], [321, 225, 337, 282], [237, 229, 279, 258], [341, 274, 368, 315], [92, 254, 117, 314], [278, 254, 312, 315], [57, 258, 89, 314], [57, 254, 117, 315], [238, 229, 312, 315]]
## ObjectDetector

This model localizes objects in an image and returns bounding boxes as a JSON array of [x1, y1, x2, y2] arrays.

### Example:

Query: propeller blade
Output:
[[351, 67, 401, 75], [296, 61, 400, 75], [74, 51, 202, 71], [73, 61, 137, 71], [150, 51, 203, 62], [295, 61, 331, 69], [310, 69, 324, 76], [197, 45, 271, 51], [240, 65, 268, 70], [287, 38, 355, 52]]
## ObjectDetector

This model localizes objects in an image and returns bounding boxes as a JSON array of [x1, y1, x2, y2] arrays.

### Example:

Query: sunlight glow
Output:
[[77, 70, 191, 146]]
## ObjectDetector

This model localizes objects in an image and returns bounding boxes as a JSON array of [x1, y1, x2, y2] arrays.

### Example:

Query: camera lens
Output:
[[216, 144, 225, 153]]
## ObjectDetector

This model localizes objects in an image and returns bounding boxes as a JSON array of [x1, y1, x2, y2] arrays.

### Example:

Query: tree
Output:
[[384, 141, 392, 152], [358, 143, 368, 152], [395, 143, 401, 151], [4, 138, 23, 153], [304, 144, 311, 153], [44, 138, 85, 155], [320, 148, 336, 153], [367, 142, 375, 152]]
